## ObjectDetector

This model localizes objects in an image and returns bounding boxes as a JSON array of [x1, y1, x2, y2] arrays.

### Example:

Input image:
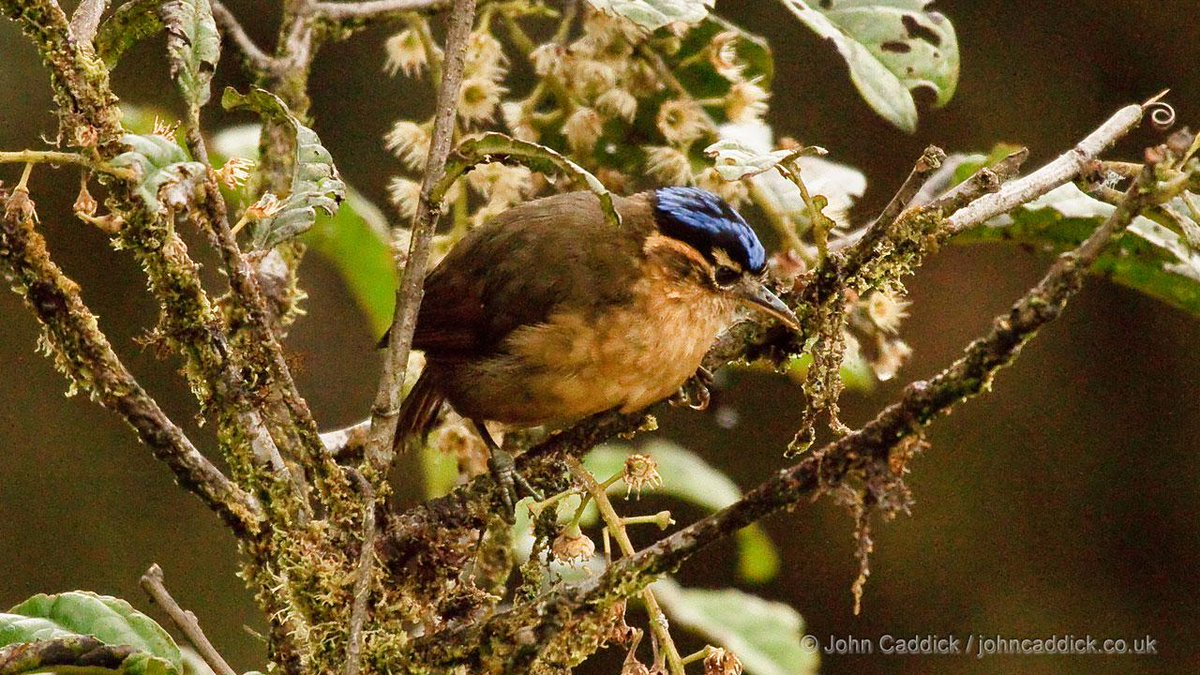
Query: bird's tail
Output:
[[393, 369, 445, 454]]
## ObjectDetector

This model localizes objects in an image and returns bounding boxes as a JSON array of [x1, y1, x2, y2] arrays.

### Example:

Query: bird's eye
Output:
[[714, 267, 740, 287]]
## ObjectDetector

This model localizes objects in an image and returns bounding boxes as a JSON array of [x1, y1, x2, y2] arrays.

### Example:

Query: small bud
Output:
[[563, 107, 603, 154], [73, 179, 97, 217], [871, 337, 913, 382], [725, 79, 770, 124], [709, 31, 746, 82], [458, 76, 507, 125], [551, 524, 595, 565], [623, 454, 663, 498], [152, 116, 179, 140], [465, 31, 508, 80], [530, 43, 566, 78], [501, 102, 539, 142], [384, 28, 435, 78], [652, 510, 674, 530], [865, 290, 911, 334], [656, 100, 707, 145], [704, 646, 743, 675], [596, 88, 638, 123], [384, 120, 431, 171], [215, 157, 254, 190], [644, 146, 692, 186], [245, 192, 284, 221], [387, 177, 423, 220]]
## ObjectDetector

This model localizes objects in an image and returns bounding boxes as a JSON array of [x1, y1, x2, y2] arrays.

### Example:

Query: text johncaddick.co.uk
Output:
[[801, 633, 1158, 659]]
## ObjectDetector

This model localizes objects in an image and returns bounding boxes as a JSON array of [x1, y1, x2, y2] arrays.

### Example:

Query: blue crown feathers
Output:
[[652, 187, 766, 274]]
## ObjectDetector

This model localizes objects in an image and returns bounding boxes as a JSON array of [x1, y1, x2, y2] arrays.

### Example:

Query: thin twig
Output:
[[140, 564, 239, 675], [344, 471, 378, 675], [367, 0, 477, 473], [567, 458, 684, 674], [68, 0, 108, 45], [0, 149, 136, 179], [945, 103, 1146, 235], [0, 189, 263, 535], [211, 0, 276, 74], [312, 0, 452, 22], [856, 145, 947, 253]]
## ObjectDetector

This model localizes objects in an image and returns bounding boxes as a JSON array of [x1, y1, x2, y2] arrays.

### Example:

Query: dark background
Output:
[[2, 2, 1198, 673]]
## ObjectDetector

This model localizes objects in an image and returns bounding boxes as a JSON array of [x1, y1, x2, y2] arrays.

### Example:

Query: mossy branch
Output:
[[0, 187, 263, 535]]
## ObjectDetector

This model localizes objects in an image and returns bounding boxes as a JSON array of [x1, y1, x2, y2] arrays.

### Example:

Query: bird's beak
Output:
[[733, 276, 801, 333]]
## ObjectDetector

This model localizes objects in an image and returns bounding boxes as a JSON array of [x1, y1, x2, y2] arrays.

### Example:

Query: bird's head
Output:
[[650, 187, 800, 332]]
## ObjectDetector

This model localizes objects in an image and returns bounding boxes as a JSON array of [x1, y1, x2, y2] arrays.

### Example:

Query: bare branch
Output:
[[368, 0, 478, 472], [312, 0, 452, 23], [211, 0, 276, 74], [68, 0, 108, 45], [140, 564, 239, 675], [945, 103, 1146, 235], [0, 188, 263, 535]]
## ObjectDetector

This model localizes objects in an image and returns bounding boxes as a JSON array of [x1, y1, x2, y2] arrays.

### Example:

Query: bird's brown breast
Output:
[[430, 235, 735, 426]]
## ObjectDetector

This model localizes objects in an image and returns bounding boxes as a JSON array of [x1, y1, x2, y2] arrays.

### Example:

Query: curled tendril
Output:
[[1147, 101, 1176, 130]]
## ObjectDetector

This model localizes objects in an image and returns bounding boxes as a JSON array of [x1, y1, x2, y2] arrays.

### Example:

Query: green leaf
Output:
[[162, 0, 221, 108], [303, 187, 397, 336], [222, 87, 346, 249], [779, 0, 959, 132], [585, 440, 781, 583], [585, 0, 714, 31], [653, 578, 819, 675], [109, 133, 208, 213], [958, 184, 1200, 317], [95, 0, 167, 69], [0, 591, 182, 675]]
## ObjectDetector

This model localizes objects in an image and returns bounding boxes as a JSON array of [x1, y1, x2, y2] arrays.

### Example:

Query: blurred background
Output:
[[1, 1, 1197, 673]]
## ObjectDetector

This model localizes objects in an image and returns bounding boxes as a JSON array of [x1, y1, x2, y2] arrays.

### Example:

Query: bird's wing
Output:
[[412, 191, 651, 359]]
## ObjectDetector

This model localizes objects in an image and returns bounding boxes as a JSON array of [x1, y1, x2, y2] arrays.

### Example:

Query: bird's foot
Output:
[[488, 448, 544, 520], [669, 365, 713, 411]]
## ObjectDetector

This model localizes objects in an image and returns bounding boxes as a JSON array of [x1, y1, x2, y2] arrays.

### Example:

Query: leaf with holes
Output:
[[653, 578, 819, 675], [222, 87, 346, 249], [162, 0, 220, 107], [585, 440, 781, 583], [0, 591, 182, 675], [958, 184, 1200, 317], [585, 0, 714, 31], [109, 133, 208, 214], [780, 0, 958, 132]]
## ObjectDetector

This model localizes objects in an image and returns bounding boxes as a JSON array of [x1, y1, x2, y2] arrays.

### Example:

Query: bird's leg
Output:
[[471, 419, 543, 517], [669, 365, 713, 411]]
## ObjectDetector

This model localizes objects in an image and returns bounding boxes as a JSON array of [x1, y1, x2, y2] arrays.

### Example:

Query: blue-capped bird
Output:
[[393, 186, 799, 508]]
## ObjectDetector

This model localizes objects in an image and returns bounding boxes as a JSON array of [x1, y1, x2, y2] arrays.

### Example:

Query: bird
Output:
[[393, 186, 800, 511]]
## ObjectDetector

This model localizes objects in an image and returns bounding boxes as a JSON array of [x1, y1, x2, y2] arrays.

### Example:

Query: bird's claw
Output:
[[488, 448, 543, 520], [669, 366, 713, 411]]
